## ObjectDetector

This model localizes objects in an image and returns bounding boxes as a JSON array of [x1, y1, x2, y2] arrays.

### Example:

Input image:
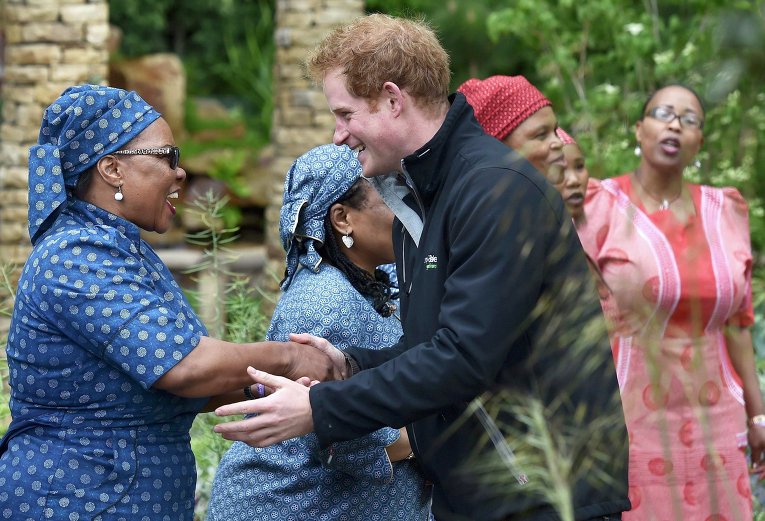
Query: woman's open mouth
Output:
[[166, 191, 179, 215], [566, 193, 584, 206], [659, 137, 680, 156]]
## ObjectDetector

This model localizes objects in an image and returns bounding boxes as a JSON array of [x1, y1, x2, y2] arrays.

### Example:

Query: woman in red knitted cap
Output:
[[457, 75, 565, 181]]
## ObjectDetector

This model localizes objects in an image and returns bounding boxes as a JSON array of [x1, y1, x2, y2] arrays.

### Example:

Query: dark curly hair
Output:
[[317, 179, 398, 317]]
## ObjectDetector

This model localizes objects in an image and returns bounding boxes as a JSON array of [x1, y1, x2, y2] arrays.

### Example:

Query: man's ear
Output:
[[94, 154, 123, 188], [382, 81, 404, 117], [329, 202, 352, 235]]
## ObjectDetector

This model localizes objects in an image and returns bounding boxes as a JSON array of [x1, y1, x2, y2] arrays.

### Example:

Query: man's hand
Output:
[[214, 366, 315, 447], [289, 332, 348, 379], [283, 336, 344, 382]]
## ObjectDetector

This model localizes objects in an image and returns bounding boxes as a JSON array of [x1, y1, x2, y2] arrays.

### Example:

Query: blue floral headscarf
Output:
[[28, 84, 161, 245], [279, 144, 362, 290]]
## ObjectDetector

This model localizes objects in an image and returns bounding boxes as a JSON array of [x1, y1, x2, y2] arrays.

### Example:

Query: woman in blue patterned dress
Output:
[[207, 144, 432, 520], [0, 85, 338, 521]]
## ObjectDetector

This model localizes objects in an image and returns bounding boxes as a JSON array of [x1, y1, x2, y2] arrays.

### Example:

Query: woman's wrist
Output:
[[385, 444, 414, 462], [253, 340, 291, 376], [748, 414, 765, 428]]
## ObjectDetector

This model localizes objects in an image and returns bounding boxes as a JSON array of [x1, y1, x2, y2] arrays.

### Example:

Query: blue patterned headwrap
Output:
[[28, 84, 161, 245], [279, 144, 362, 290]]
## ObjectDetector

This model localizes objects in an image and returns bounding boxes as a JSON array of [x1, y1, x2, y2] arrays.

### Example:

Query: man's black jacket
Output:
[[310, 93, 630, 520]]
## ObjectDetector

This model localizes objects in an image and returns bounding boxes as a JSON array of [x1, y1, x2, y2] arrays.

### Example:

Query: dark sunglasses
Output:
[[113, 146, 180, 169]]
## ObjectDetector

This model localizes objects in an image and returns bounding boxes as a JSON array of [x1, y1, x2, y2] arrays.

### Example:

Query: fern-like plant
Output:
[[182, 191, 275, 519]]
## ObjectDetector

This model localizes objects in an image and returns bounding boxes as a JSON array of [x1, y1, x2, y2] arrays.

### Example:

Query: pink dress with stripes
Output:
[[579, 175, 755, 521]]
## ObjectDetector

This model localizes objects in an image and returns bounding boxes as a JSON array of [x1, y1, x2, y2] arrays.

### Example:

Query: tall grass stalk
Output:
[[182, 192, 273, 519], [463, 388, 626, 521], [184, 190, 240, 339]]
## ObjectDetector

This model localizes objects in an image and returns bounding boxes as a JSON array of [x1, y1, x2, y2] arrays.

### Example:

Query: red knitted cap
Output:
[[458, 75, 551, 140], [555, 127, 577, 146]]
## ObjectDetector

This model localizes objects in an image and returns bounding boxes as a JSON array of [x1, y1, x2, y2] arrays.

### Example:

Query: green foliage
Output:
[[109, 0, 275, 138], [366, 0, 526, 86], [181, 99, 258, 200], [208, 151, 249, 199], [223, 278, 271, 345], [189, 278, 270, 520], [190, 412, 232, 520], [465, 392, 624, 521], [189, 280, 271, 520], [108, 0, 174, 56], [181, 193, 273, 519], [183, 191, 241, 339]]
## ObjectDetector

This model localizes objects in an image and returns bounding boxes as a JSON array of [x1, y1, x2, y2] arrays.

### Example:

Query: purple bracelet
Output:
[[244, 383, 266, 399]]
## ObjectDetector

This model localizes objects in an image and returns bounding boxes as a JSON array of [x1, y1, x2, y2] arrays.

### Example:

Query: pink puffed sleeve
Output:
[[577, 177, 617, 262], [721, 187, 754, 327]]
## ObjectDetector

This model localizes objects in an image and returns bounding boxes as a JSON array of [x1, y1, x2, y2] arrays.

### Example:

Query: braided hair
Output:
[[317, 179, 398, 317]]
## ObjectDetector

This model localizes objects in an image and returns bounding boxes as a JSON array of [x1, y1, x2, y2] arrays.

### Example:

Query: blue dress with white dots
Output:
[[207, 264, 432, 521], [0, 199, 208, 520]]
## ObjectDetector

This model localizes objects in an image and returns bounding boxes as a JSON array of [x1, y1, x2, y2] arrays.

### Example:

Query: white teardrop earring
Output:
[[693, 159, 702, 169], [634, 145, 642, 157], [114, 185, 124, 201], [341, 233, 354, 249]]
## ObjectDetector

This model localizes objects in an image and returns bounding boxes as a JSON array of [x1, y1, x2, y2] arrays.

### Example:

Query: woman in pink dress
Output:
[[579, 84, 765, 520]]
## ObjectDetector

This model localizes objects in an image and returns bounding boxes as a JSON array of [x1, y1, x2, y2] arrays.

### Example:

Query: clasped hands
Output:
[[213, 333, 345, 447]]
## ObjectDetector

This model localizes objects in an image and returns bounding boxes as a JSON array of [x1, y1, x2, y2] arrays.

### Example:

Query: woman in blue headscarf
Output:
[[0, 85, 339, 521], [207, 144, 432, 520]]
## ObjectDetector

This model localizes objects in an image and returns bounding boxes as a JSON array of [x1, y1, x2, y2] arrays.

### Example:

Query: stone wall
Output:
[[266, 0, 363, 265], [0, 0, 109, 266]]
